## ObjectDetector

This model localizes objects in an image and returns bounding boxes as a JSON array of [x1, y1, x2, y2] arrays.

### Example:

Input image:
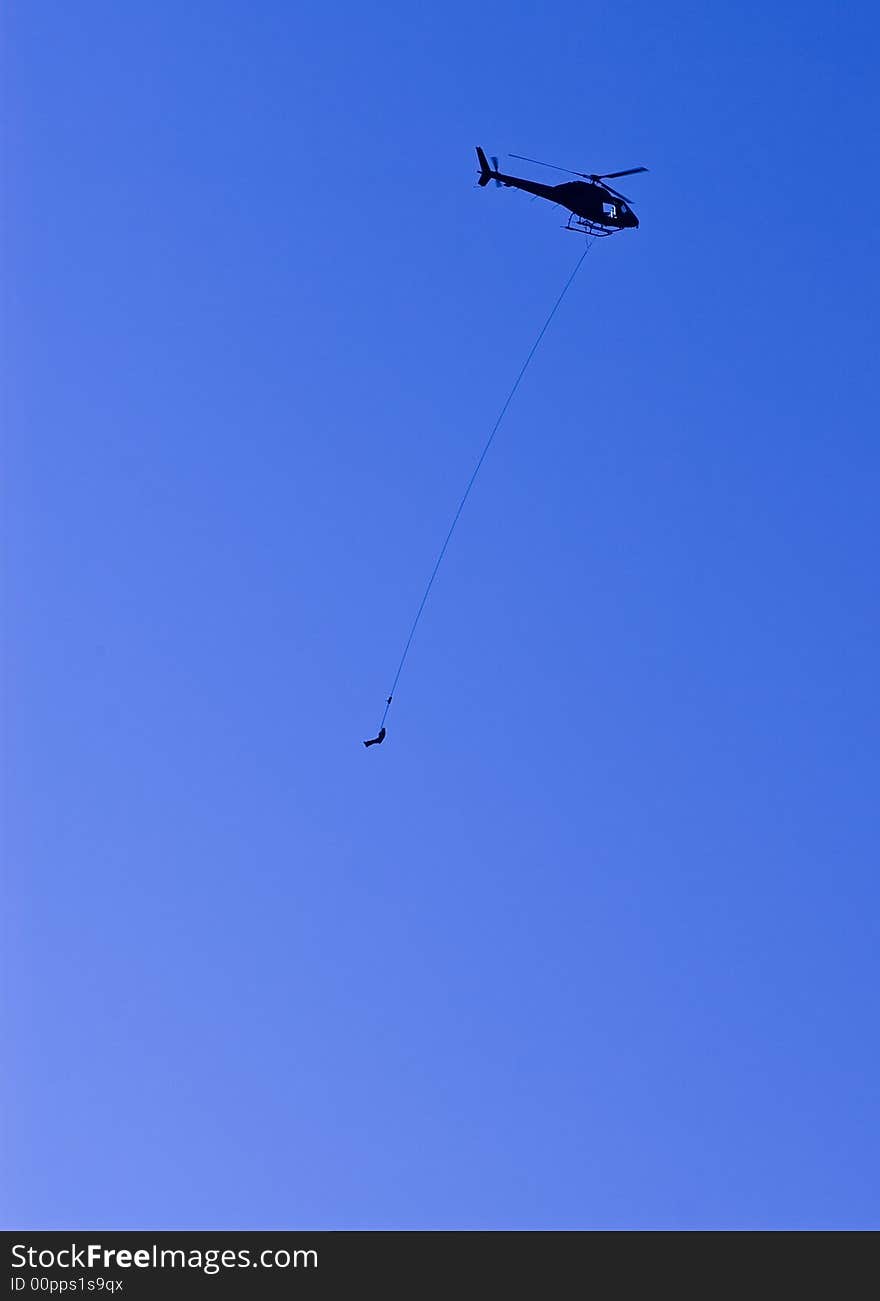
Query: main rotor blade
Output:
[[509, 152, 580, 176], [593, 167, 648, 180], [600, 183, 633, 203], [509, 154, 648, 199]]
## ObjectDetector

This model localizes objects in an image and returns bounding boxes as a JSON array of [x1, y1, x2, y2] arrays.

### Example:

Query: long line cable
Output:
[[377, 240, 593, 731]]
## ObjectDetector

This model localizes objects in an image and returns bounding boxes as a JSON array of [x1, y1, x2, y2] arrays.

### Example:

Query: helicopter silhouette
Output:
[[476, 147, 646, 237]]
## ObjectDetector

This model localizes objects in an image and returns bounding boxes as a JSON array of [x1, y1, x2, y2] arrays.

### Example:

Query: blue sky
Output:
[[4, 0, 879, 1228]]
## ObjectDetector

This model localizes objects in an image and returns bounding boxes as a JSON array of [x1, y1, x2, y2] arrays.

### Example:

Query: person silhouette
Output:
[[363, 726, 386, 748]]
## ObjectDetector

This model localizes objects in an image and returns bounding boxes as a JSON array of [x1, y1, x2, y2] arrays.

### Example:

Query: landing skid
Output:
[[563, 214, 619, 237]]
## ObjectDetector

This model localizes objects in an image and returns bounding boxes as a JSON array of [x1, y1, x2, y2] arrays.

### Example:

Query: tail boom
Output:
[[475, 147, 557, 202]]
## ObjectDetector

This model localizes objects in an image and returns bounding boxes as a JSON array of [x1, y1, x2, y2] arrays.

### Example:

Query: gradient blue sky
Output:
[[4, 1, 879, 1229]]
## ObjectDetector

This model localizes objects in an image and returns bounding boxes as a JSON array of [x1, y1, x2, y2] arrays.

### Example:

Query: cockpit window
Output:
[[602, 201, 617, 218]]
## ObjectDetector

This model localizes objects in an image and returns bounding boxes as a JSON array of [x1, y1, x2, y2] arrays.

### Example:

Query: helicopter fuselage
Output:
[[493, 170, 639, 230]]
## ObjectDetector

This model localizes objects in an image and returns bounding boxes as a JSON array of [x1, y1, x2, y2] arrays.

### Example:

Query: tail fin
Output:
[[476, 146, 493, 187]]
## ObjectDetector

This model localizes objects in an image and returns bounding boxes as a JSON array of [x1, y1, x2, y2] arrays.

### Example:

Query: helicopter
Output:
[[476, 146, 647, 237]]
